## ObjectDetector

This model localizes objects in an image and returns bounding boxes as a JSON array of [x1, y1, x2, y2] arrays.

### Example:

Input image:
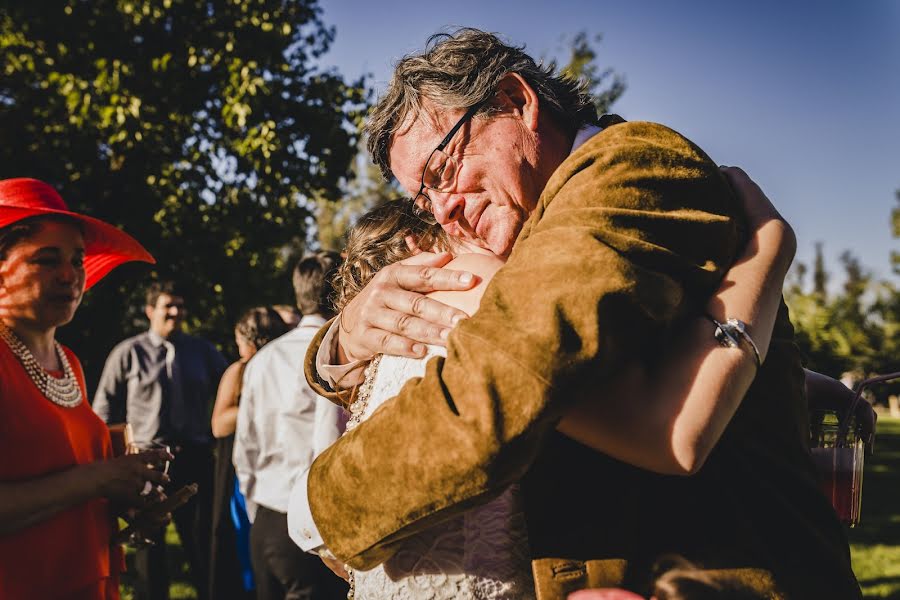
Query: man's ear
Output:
[[144, 305, 154, 321], [494, 72, 540, 132]]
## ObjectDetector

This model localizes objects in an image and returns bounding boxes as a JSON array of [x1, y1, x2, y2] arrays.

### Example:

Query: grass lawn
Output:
[[851, 415, 900, 599], [119, 525, 198, 600], [118, 418, 900, 599]]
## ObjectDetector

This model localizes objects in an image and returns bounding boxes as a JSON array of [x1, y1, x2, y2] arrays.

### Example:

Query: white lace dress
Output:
[[346, 347, 535, 600]]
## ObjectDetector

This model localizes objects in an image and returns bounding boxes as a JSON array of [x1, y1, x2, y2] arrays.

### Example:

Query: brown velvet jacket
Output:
[[303, 122, 859, 599]]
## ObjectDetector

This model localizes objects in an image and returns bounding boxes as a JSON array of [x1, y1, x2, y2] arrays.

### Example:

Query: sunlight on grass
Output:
[[119, 522, 197, 599], [849, 416, 900, 599]]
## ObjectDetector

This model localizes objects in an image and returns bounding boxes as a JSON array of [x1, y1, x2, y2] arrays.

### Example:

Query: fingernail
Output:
[[440, 328, 450, 340], [412, 344, 425, 356], [459, 272, 473, 284], [452, 314, 465, 325]]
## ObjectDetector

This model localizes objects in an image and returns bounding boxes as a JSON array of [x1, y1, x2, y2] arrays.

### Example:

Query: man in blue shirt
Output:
[[94, 280, 227, 600]]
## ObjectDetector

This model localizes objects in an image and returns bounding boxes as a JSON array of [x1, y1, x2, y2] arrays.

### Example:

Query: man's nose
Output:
[[431, 191, 466, 225]]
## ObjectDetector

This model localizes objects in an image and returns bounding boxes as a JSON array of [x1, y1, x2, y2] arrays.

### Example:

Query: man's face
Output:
[[389, 99, 543, 258], [146, 293, 185, 338]]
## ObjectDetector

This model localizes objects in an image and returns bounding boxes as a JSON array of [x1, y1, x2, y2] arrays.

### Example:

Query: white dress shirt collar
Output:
[[571, 124, 603, 155], [298, 314, 327, 329]]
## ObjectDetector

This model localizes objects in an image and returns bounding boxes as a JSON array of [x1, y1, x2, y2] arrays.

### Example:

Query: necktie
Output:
[[164, 340, 186, 436]]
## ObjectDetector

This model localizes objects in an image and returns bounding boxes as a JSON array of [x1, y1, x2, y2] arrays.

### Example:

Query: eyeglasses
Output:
[[412, 101, 486, 224]]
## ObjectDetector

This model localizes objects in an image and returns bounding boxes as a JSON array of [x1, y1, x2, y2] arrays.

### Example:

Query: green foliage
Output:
[[0, 0, 367, 382], [787, 245, 899, 399], [315, 137, 401, 251], [559, 31, 626, 116]]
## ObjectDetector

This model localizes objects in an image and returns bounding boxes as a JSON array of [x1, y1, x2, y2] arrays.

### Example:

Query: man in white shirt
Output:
[[233, 252, 348, 600]]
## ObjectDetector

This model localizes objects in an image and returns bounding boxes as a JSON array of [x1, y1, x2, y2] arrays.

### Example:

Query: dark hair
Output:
[[335, 200, 450, 310], [145, 280, 185, 308], [293, 252, 342, 318], [234, 306, 290, 351], [0, 215, 84, 260], [366, 27, 597, 179]]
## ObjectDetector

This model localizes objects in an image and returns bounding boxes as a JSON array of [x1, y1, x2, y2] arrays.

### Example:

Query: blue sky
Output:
[[317, 0, 899, 287]]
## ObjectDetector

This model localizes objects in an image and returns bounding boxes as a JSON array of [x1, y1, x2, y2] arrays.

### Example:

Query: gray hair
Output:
[[366, 28, 598, 180]]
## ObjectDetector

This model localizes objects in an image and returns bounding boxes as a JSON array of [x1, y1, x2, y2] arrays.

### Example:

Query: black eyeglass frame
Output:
[[412, 100, 487, 221]]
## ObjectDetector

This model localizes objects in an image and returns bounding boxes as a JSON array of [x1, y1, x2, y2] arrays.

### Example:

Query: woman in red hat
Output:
[[0, 178, 164, 599]]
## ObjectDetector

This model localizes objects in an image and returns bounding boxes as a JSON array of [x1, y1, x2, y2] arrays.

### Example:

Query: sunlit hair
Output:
[[0, 215, 83, 260], [366, 27, 597, 180], [234, 306, 290, 352], [334, 200, 451, 311]]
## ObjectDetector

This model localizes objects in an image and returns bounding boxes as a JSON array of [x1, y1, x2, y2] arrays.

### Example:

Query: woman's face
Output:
[[0, 220, 86, 330]]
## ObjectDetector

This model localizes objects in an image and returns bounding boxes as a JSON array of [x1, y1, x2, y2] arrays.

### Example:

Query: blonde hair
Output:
[[335, 200, 450, 310]]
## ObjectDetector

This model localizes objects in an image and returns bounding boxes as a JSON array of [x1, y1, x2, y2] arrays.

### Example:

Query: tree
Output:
[[787, 243, 899, 402], [315, 138, 400, 251], [559, 31, 626, 116], [893, 189, 899, 275], [813, 242, 829, 298], [0, 0, 367, 386]]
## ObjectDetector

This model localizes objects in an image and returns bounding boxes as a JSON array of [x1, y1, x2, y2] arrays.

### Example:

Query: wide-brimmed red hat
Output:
[[0, 178, 155, 290]]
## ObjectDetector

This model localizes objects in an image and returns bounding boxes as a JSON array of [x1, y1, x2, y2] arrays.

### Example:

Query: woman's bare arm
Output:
[[212, 361, 245, 438], [558, 167, 796, 474], [0, 450, 170, 536], [436, 168, 797, 476]]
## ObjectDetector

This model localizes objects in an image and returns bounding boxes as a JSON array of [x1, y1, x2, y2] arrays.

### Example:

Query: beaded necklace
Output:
[[0, 321, 83, 408]]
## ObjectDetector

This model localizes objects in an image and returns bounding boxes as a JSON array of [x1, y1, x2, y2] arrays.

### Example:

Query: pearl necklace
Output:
[[0, 322, 83, 408], [346, 354, 383, 433]]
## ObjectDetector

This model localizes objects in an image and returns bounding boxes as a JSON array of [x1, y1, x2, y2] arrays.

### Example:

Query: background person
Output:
[[0, 177, 159, 600], [209, 306, 290, 600], [93, 280, 228, 600], [233, 253, 349, 600]]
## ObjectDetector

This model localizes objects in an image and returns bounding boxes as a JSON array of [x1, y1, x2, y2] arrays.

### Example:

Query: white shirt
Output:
[[289, 123, 605, 553], [234, 314, 344, 521]]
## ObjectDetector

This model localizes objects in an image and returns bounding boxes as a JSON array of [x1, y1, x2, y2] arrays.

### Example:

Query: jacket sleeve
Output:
[[302, 317, 356, 409], [308, 122, 743, 568]]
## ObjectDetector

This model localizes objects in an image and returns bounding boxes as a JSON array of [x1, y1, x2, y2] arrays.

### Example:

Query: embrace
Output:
[[288, 29, 862, 600]]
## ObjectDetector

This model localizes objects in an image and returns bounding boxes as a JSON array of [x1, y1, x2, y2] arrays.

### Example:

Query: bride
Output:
[[328, 168, 797, 599]]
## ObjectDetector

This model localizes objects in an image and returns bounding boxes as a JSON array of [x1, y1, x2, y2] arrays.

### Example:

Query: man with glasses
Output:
[[290, 29, 860, 598], [94, 280, 227, 600]]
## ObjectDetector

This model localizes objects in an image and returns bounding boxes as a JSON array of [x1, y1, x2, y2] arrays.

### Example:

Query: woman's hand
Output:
[[88, 449, 171, 506]]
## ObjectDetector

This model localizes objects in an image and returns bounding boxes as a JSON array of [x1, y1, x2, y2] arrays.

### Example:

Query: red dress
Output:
[[0, 340, 123, 599]]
